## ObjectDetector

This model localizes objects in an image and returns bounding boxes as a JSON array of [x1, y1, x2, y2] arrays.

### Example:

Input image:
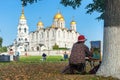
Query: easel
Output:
[[86, 41, 102, 68]]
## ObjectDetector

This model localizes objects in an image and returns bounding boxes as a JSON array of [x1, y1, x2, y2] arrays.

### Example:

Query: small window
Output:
[[37, 47, 39, 51], [19, 38, 21, 41], [47, 32, 49, 37], [41, 32, 43, 38], [52, 31, 54, 37], [19, 28, 21, 32], [24, 28, 26, 33], [25, 38, 27, 41], [58, 31, 60, 37]]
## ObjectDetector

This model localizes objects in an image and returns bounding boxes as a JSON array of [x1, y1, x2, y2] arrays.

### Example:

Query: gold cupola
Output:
[[20, 6, 26, 20], [59, 17, 64, 21], [37, 21, 44, 27], [54, 13, 63, 19], [54, 10, 64, 20], [70, 20, 76, 25]]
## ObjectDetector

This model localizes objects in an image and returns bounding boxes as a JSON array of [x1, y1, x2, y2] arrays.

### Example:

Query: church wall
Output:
[[49, 29, 56, 49], [53, 19, 58, 27], [29, 29, 79, 51], [21, 50, 71, 56]]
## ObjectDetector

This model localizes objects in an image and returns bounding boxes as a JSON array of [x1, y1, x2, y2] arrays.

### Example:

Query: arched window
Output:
[[52, 31, 54, 37], [61, 23, 62, 27], [39, 34, 41, 41], [20, 38, 23, 41], [25, 38, 27, 41], [63, 31, 66, 38], [24, 28, 27, 33], [36, 33, 38, 40], [58, 31, 60, 37], [68, 32, 70, 38], [41, 32, 43, 38], [47, 32, 49, 37], [31, 47, 34, 51], [37, 47, 39, 51], [19, 28, 21, 32], [32, 34, 34, 41]]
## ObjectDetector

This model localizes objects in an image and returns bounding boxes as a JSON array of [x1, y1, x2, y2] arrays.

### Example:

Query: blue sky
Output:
[[0, 0, 103, 48]]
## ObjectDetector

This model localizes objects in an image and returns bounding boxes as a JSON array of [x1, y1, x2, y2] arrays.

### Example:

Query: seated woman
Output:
[[62, 35, 92, 74]]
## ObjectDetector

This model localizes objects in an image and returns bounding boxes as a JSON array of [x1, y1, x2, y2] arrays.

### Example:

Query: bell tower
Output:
[[16, 4, 29, 53]]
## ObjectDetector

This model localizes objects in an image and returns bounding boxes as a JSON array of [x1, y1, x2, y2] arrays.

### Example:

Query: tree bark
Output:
[[104, 0, 120, 27], [97, 0, 120, 79]]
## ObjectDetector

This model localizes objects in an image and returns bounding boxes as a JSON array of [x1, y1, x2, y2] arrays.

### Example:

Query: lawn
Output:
[[19, 56, 64, 62], [0, 56, 118, 80]]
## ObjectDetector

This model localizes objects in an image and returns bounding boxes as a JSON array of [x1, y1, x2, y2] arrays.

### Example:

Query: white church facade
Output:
[[13, 7, 80, 55]]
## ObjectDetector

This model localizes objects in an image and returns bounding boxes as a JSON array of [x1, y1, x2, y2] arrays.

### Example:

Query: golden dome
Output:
[[71, 20, 76, 25], [59, 17, 64, 21], [20, 14, 26, 20], [54, 13, 64, 19], [20, 9, 26, 20], [37, 21, 44, 26]]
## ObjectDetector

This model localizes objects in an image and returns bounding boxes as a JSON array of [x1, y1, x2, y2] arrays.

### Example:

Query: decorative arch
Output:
[[36, 46, 39, 51], [56, 28, 62, 38]]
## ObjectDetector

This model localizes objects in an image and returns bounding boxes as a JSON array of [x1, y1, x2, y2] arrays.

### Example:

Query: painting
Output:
[[90, 41, 101, 60]]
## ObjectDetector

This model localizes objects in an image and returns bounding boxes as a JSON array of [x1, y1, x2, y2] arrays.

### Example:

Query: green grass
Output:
[[46, 56, 64, 61], [19, 56, 64, 62]]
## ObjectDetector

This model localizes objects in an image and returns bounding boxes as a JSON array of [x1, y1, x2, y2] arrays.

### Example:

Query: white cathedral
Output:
[[12, 7, 80, 55]]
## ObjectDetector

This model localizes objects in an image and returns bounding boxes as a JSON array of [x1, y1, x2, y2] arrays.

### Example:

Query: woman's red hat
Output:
[[78, 35, 87, 42]]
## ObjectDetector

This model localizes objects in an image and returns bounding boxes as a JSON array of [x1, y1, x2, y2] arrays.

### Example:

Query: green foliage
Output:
[[53, 43, 68, 50], [86, 0, 104, 20], [61, 0, 104, 20], [60, 0, 82, 9], [0, 46, 7, 53], [59, 47, 67, 50], [53, 43, 59, 50], [21, 0, 40, 6], [0, 37, 7, 53], [0, 47, 2, 53], [0, 37, 3, 47], [2, 47, 7, 52]]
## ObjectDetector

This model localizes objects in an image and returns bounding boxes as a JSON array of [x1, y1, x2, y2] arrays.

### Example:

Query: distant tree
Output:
[[20, 0, 120, 79], [0, 37, 7, 53], [53, 43, 59, 50], [0, 47, 2, 53], [0, 37, 3, 47], [21, 0, 39, 6], [2, 47, 7, 52], [0, 47, 7, 53]]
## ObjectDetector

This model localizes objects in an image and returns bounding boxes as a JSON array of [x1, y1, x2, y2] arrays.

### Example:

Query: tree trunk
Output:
[[96, 0, 120, 79]]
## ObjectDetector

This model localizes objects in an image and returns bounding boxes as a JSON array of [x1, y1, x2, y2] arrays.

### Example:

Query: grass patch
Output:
[[20, 56, 41, 62], [46, 56, 63, 61], [19, 56, 64, 62]]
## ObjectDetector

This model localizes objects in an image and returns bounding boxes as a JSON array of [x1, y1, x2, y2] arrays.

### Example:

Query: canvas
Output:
[[90, 41, 101, 60]]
